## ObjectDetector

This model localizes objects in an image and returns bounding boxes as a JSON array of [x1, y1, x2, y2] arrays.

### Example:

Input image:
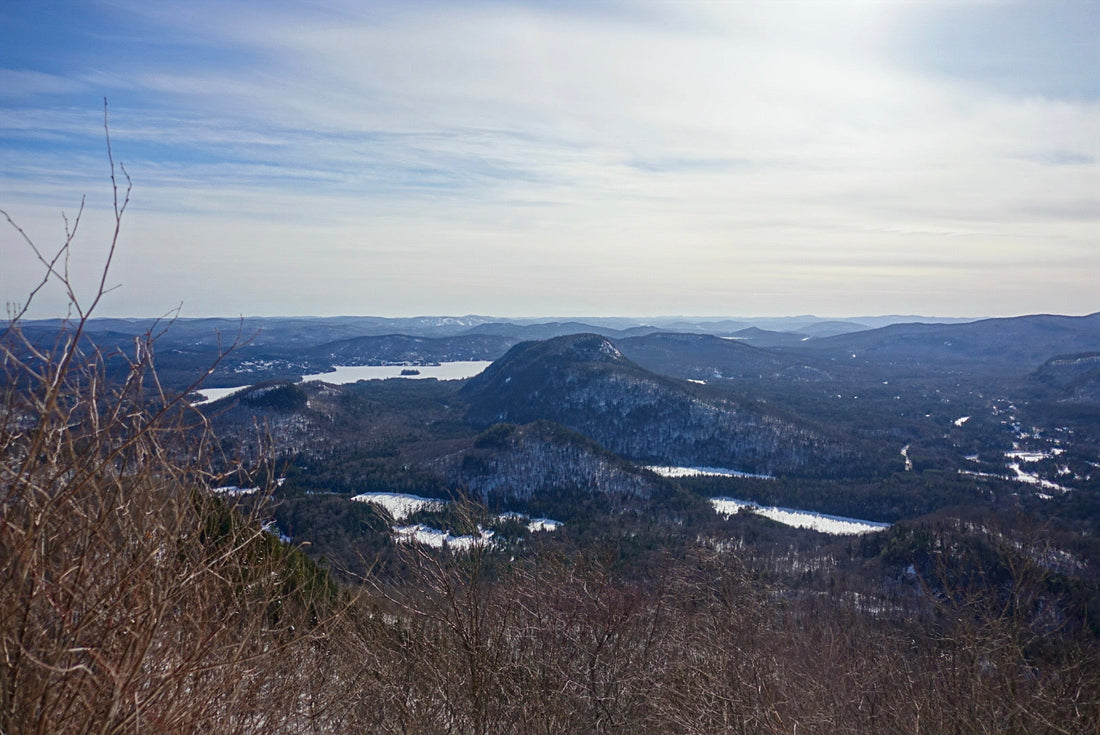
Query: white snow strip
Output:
[[351, 492, 445, 521], [710, 497, 889, 535], [646, 465, 774, 480], [959, 469, 1071, 496], [954, 416, 971, 427], [686, 379, 706, 385], [1005, 448, 1064, 462], [1008, 464, 1071, 494]]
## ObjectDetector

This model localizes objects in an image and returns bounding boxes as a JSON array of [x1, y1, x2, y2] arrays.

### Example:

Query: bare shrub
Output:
[[0, 105, 352, 734]]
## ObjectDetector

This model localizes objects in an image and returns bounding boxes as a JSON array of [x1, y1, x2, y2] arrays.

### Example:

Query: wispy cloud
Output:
[[1, 0, 1097, 317]]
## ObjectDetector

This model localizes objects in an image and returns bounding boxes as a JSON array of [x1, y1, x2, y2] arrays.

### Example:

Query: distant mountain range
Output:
[[11, 311, 1099, 393]]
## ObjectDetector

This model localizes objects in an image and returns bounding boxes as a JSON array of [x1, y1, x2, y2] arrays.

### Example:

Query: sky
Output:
[[1, 0, 1097, 319]]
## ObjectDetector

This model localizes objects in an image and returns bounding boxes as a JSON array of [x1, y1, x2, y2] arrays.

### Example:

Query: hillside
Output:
[[461, 334, 845, 475], [800, 312, 1100, 375], [614, 331, 812, 381]]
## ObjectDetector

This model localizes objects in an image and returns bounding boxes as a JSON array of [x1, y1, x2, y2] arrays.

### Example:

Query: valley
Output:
[[57, 310, 1086, 589]]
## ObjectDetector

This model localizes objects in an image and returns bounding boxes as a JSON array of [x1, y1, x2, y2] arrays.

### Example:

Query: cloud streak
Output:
[[1, 0, 1097, 318]]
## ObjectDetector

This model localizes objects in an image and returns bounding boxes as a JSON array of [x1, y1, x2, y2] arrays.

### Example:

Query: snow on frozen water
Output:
[[646, 465, 774, 480], [954, 416, 971, 427], [392, 524, 493, 550], [192, 361, 493, 405], [301, 361, 493, 384], [710, 498, 889, 535], [192, 386, 251, 405], [351, 492, 445, 520]]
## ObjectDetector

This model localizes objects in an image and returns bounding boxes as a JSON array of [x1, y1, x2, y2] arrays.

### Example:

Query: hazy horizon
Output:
[[3, 1, 1097, 320]]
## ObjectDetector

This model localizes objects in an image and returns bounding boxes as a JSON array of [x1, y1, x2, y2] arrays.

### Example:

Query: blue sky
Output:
[[2, 0, 1097, 318]]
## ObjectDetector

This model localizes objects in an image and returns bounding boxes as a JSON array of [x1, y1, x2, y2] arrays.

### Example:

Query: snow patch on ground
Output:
[[646, 465, 774, 480], [498, 511, 563, 532], [954, 416, 971, 427], [525, 518, 563, 532], [710, 498, 889, 535]]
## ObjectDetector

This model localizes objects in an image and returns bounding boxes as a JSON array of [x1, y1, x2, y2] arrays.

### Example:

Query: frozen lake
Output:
[[193, 361, 493, 405], [301, 361, 493, 384]]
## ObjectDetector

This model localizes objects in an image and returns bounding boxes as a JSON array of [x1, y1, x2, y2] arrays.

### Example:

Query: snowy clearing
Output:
[[1005, 448, 1064, 462], [646, 465, 774, 480], [954, 416, 971, 427], [959, 469, 1071, 496], [497, 511, 563, 532], [392, 524, 494, 550], [711, 498, 890, 535]]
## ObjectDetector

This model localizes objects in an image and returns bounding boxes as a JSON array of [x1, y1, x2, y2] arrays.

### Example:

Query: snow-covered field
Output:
[[711, 497, 890, 535], [392, 524, 494, 550], [499, 511, 563, 532], [646, 465, 774, 480], [350, 492, 445, 520], [352, 495, 562, 549]]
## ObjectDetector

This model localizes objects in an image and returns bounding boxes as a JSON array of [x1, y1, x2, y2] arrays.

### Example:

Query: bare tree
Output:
[[0, 102, 354, 735]]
